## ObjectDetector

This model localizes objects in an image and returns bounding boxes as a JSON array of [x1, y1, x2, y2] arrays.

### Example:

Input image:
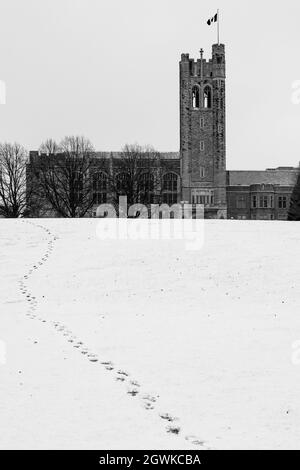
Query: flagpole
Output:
[[217, 9, 220, 45]]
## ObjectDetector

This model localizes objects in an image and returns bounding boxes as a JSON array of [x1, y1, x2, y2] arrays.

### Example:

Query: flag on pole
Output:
[[207, 13, 218, 26]]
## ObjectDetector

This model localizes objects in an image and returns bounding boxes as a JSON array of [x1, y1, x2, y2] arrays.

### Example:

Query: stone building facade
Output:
[[178, 43, 298, 220], [180, 44, 227, 219], [226, 168, 298, 220], [26, 43, 299, 219], [27, 151, 181, 217]]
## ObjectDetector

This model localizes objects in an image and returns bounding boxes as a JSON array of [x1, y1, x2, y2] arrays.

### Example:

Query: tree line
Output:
[[1, 134, 300, 219], [0, 136, 165, 218]]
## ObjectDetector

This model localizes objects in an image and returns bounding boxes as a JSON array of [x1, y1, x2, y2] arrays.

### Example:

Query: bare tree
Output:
[[110, 144, 162, 211], [0, 143, 29, 218], [35, 136, 97, 217], [39, 138, 60, 156]]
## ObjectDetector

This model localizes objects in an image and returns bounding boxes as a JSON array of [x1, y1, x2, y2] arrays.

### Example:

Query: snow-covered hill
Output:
[[1, 219, 300, 449]]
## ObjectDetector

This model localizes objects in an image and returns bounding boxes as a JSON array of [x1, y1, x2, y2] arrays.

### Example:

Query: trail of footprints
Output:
[[19, 220, 210, 450]]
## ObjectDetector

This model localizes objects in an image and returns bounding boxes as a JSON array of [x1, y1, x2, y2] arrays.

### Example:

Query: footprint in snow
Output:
[[88, 355, 98, 363], [185, 435, 209, 448], [127, 388, 139, 397], [130, 380, 140, 387], [159, 413, 178, 422], [116, 376, 125, 382], [144, 401, 154, 410], [143, 394, 158, 403], [117, 370, 129, 377], [166, 425, 181, 435]]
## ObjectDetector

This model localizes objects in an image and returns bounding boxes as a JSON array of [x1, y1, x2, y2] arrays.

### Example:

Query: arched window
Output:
[[162, 173, 179, 205], [203, 85, 212, 109], [93, 171, 108, 204], [192, 86, 200, 109]]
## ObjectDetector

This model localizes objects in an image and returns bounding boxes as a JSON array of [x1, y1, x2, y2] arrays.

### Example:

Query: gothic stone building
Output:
[[27, 43, 299, 219], [178, 43, 298, 220]]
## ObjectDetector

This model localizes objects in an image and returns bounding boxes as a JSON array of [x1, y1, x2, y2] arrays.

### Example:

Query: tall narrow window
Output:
[[203, 85, 212, 109], [200, 166, 205, 178], [200, 141, 205, 151], [162, 173, 179, 205], [141, 173, 155, 204], [93, 171, 108, 205], [200, 117, 204, 129], [74, 171, 83, 205], [192, 86, 200, 109], [116, 172, 130, 194]]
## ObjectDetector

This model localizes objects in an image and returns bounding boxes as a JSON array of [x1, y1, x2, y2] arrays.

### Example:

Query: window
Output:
[[192, 86, 200, 109], [203, 85, 212, 109], [93, 172, 108, 205], [252, 195, 257, 208], [197, 195, 210, 205], [73, 172, 83, 205], [93, 192, 107, 205], [200, 141, 205, 151], [259, 195, 270, 208], [162, 192, 178, 205], [141, 173, 155, 203], [163, 173, 178, 192], [236, 195, 247, 209], [162, 173, 178, 205], [116, 172, 130, 194], [278, 196, 287, 209], [200, 166, 205, 178], [200, 117, 204, 129], [218, 124, 222, 133], [191, 190, 213, 206]]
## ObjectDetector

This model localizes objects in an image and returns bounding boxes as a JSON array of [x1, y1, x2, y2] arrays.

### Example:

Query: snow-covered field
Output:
[[1, 218, 300, 450]]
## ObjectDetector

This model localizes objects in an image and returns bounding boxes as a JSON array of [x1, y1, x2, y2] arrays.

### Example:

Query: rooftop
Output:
[[227, 168, 299, 186]]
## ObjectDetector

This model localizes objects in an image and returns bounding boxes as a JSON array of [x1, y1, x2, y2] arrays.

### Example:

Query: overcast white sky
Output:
[[0, 0, 300, 169]]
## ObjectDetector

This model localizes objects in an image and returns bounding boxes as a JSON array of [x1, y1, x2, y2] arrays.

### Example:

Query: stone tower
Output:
[[179, 44, 227, 218]]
